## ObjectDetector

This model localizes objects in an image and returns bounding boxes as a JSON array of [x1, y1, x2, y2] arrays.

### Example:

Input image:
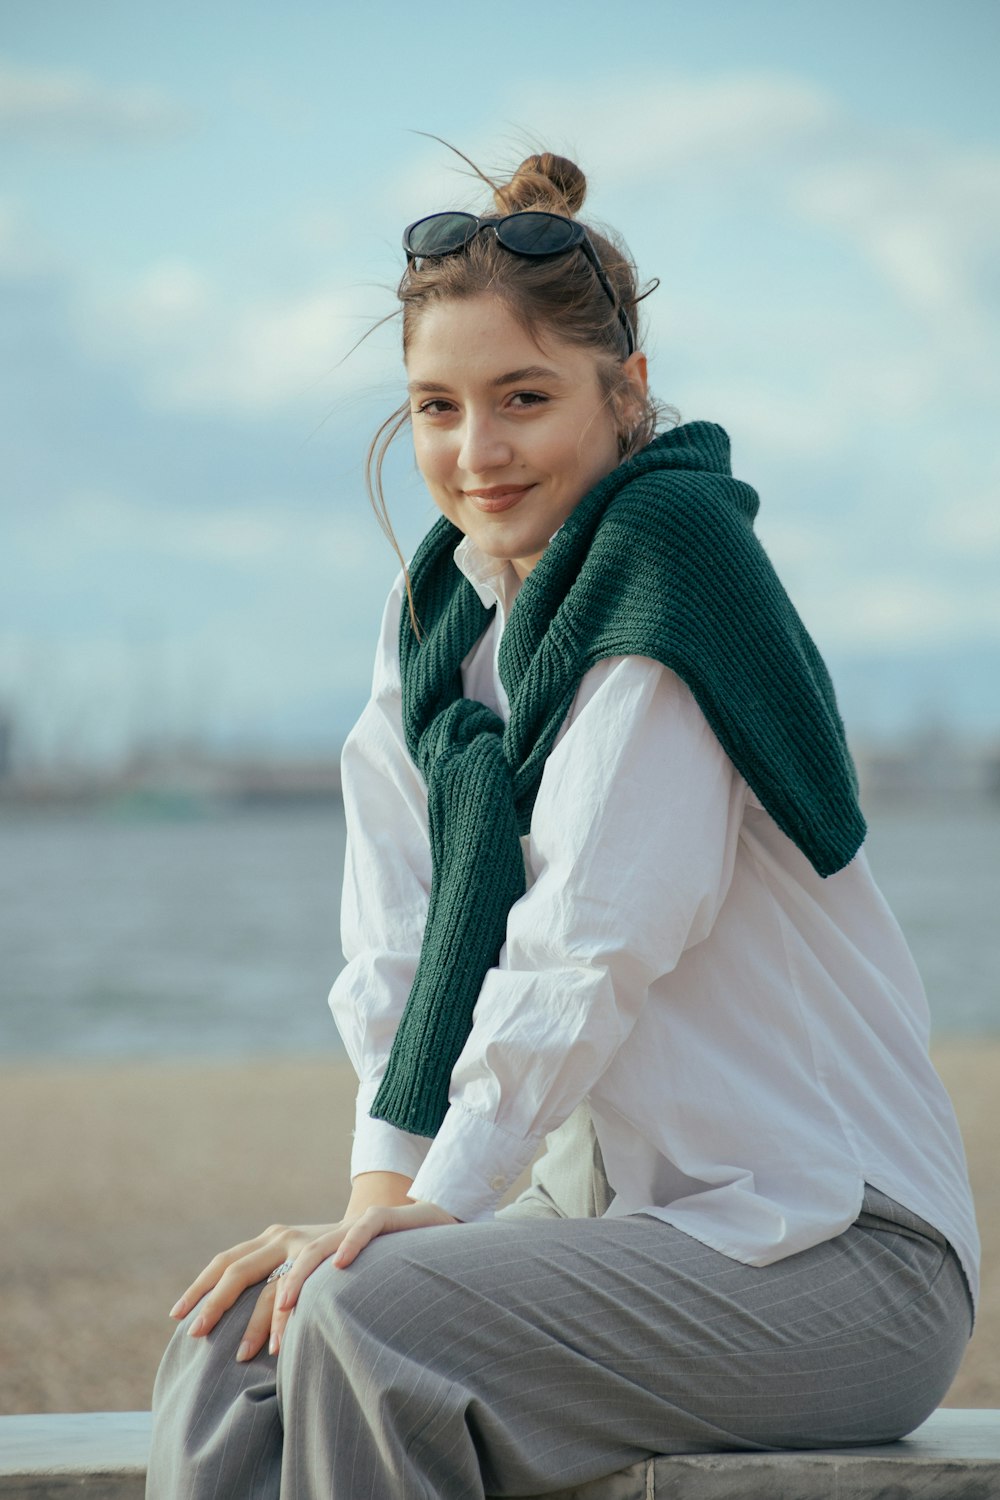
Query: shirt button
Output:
[[489, 1175, 507, 1191]]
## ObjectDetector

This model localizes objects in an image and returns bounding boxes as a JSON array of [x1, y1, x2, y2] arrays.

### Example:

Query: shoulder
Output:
[[566, 655, 743, 785], [612, 472, 759, 558]]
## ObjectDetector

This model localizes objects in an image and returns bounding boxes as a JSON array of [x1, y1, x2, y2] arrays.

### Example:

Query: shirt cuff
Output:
[[408, 1101, 541, 1222], [350, 1078, 434, 1182]]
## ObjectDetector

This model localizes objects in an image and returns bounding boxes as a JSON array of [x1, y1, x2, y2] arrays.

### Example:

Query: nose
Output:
[[457, 410, 514, 475]]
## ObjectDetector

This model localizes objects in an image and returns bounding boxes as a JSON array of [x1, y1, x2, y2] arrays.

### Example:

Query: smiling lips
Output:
[[463, 485, 535, 513]]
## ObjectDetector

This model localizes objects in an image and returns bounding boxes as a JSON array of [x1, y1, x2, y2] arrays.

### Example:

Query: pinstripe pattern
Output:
[[147, 1182, 971, 1499], [147, 1280, 283, 1500]]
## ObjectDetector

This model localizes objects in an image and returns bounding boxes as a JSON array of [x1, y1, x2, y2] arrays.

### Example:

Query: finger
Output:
[[269, 1205, 457, 1355], [273, 1231, 347, 1314], [169, 1226, 289, 1320], [330, 1201, 456, 1269], [269, 1232, 346, 1353], [187, 1246, 288, 1339], [324, 1207, 394, 1271], [234, 1283, 278, 1364]]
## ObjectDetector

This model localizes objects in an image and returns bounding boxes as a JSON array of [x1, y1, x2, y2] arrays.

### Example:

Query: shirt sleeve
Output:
[[408, 654, 749, 1222], [327, 574, 436, 1182]]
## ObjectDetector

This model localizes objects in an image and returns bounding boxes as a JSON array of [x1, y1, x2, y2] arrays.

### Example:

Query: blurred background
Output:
[[3, 0, 998, 1057], [1, 0, 998, 1415]]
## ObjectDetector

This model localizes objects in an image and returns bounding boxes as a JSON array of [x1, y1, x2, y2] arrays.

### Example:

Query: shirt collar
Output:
[[453, 535, 522, 613]]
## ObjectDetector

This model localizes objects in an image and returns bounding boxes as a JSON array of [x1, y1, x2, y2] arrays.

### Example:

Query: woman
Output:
[[147, 150, 978, 1500]]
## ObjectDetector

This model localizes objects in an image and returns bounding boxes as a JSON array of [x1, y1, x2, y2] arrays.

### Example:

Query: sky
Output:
[[2, 0, 999, 768]]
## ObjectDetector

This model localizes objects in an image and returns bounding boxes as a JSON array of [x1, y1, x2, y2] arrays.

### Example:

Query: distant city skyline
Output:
[[3, 0, 999, 765]]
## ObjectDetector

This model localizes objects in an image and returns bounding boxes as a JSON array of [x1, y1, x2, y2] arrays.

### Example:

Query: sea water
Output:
[[1, 800, 997, 1060]]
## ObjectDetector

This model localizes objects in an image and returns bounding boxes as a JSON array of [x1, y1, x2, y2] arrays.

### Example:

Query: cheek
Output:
[[573, 424, 619, 491], [411, 429, 445, 484], [413, 438, 461, 518]]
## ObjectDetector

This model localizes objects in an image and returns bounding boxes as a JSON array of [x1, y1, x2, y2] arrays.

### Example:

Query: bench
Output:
[[1, 1407, 998, 1498]]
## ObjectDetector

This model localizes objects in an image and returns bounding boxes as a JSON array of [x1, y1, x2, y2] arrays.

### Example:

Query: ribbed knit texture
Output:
[[370, 421, 866, 1137]]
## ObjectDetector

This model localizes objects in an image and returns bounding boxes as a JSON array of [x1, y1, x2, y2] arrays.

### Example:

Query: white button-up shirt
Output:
[[329, 538, 980, 1306]]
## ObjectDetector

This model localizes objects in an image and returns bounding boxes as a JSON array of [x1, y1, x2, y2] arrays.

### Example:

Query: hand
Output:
[[167, 1175, 414, 1354], [268, 1200, 457, 1352], [168, 1201, 457, 1363]]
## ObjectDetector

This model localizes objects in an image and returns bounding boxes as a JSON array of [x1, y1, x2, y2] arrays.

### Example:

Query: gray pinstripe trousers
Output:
[[146, 1106, 973, 1499]]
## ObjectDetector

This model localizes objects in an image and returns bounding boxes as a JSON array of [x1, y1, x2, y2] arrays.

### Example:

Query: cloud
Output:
[[152, 286, 385, 414], [9, 487, 372, 571], [923, 491, 1000, 557], [485, 72, 1000, 339], [385, 73, 838, 217], [117, 260, 213, 331], [0, 198, 56, 278], [830, 574, 1000, 650], [63, 69, 861, 421], [528, 72, 839, 183], [0, 479, 405, 764], [4, 60, 997, 767], [76, 258, 399, 416], [384, 72, 999, 495], [793, 147, 1000, 340], [0, 55, 191, 144]]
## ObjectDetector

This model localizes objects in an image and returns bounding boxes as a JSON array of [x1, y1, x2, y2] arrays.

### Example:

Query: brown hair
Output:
[[366, 146, 669, 620]]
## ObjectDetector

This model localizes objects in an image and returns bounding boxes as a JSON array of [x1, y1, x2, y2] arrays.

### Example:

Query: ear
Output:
[[621, 350, 648, 414], [615, 350, 648, 439]]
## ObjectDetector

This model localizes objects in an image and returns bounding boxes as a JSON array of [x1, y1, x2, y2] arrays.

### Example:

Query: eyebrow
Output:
[[406, 365, 564, 394]]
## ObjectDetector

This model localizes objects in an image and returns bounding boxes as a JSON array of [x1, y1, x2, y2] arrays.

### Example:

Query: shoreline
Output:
[[3, 1043, 997, 1414]]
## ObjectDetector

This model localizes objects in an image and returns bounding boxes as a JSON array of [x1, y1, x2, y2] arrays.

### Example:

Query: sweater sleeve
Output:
[[408, 654, 749, 1221], [327, 574, 436, 1181]]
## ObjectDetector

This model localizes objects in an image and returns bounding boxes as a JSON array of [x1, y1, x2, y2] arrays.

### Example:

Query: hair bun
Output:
[[493, 152, 588, 218]]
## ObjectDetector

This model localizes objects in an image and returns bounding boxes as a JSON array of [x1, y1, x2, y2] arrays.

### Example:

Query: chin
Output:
[[475, 532, 531, 560]]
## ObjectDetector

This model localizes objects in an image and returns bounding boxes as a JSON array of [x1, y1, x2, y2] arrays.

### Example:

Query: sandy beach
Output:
[[2, 1043, 996, 1415]]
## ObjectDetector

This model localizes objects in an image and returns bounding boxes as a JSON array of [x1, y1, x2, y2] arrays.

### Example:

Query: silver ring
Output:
[[265, 1258, 295, 1285]]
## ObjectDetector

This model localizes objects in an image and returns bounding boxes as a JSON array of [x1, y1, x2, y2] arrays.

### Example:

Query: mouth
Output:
[[463, 485, 535, 514]]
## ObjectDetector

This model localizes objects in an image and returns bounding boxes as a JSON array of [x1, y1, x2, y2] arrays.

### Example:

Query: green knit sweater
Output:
[[370, 420, 866, 1138]]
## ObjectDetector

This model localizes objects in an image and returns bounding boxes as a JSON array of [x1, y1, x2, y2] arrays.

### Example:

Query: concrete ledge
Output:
[[0, 1411, 149, 1498], [538, 1410, 1000, 1500], [1, 1407, 999, 1499]]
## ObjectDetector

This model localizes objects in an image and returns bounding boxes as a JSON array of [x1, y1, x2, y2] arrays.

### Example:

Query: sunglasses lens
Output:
[[405, 212, 477, 259], [498, 212, 579, 256]]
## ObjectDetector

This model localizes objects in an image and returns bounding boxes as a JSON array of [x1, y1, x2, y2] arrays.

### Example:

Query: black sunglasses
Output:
[[402, 210, 636, 357]]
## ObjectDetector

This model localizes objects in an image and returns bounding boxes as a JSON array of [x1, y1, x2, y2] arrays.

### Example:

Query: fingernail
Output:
[[269, 1334, 279, 1356], [236, 1341, 252, 1363], [188, 1316, 205, 1338], [169, 1300, 184, 1318]]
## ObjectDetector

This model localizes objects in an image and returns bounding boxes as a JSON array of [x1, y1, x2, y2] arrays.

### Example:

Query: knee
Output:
[[279, 1232, 442, 1375], [152, 1282, 270, 1425], [148, 1285, 281, 1499], [175, 1283, 258, 1366], [276, 1256, 364, 1410], [280, 1244, 383, 1361], [277, 1234, 464, 1442]]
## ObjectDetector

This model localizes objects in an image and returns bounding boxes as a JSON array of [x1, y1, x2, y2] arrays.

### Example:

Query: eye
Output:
[[508, 391, 548, 408], [413, 398, 455, 416]]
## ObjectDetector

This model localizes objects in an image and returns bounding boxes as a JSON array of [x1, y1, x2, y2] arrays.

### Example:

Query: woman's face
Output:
[[406, 294, 646, 579]]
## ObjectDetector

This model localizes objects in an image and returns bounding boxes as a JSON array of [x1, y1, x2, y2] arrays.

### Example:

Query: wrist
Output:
[[346, 1170, 414, 1216]]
